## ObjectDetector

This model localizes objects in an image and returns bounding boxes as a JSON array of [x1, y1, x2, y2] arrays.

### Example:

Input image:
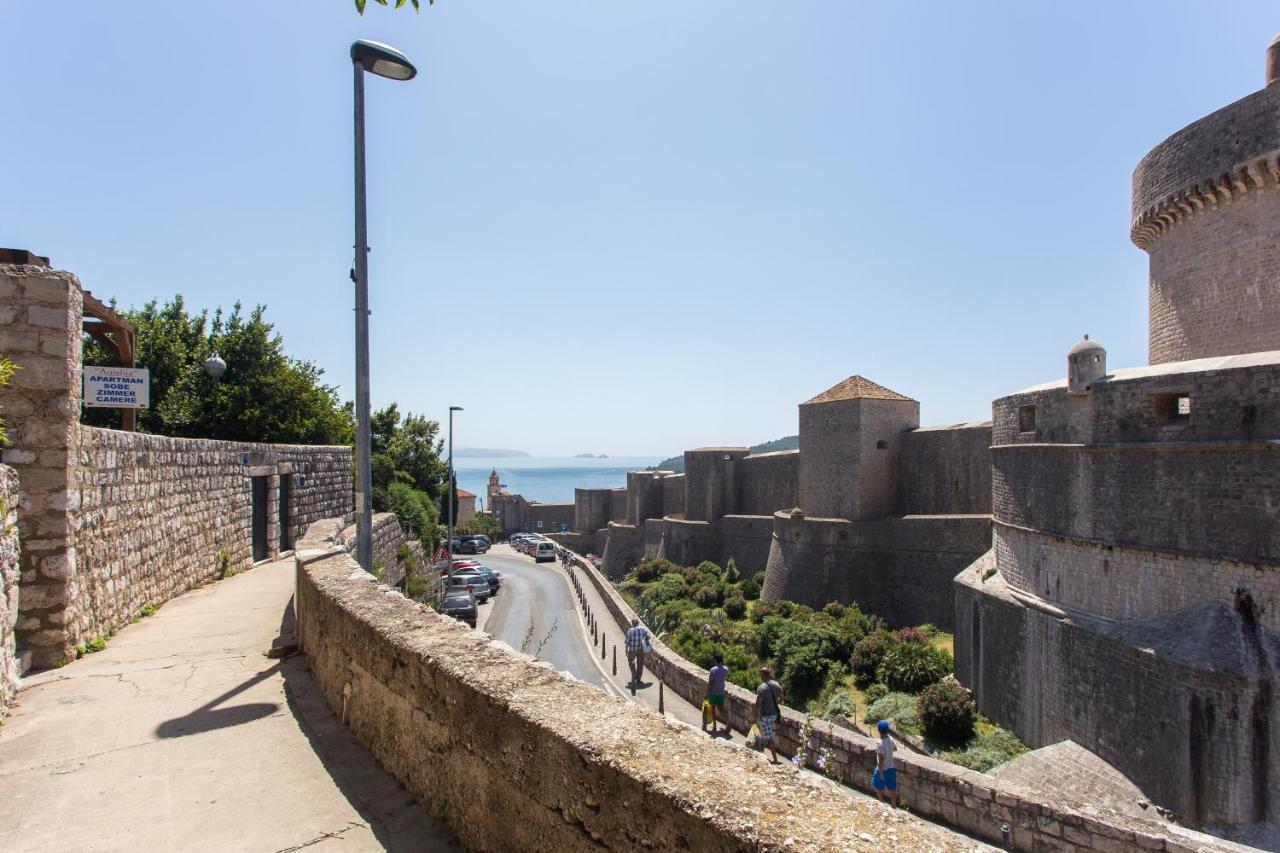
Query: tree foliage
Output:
[[0, 357, 14, 447], [81, 297, 352, 445], [355, 0, 429, 13]]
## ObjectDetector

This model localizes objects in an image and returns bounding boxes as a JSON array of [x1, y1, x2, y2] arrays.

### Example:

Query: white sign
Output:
[[83, 366, 150, 409]]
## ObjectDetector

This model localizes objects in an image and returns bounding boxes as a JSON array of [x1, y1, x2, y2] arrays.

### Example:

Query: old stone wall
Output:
[[763, 512, 990, 630], [607, 488, 627, 523], [564, 546, 1239, 852], [338, 512, 422, 589], [660, 472, 685, 517], [600, 521, 643, 580], [897, 423, 992, 515], [736, 449, 798, 515], [1, 465, 20, 708], [625, 471, 664, 526], [61, 426, 351, 658], [683, 448, 747, 522], [1130, 84, 1280, 364], [715, 515, 774, 574], [293, 521, 986, 852], [955, 555, 1279, 828], [655, 516, 718, 567], [573, 488, 612, 534], [800, 398, 919, 521]]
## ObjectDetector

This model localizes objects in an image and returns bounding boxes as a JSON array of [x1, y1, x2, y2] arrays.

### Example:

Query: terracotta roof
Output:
[[456, 488, 477, 498], [803, 375, 913, 405]]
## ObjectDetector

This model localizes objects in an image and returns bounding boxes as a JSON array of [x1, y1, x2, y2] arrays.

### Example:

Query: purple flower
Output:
[[791, 754, 804, 767], [816, 754, 827, 770]]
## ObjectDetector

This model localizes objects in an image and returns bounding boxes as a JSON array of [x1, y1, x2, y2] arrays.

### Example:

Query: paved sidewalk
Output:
[[0, 558, 455, 853]]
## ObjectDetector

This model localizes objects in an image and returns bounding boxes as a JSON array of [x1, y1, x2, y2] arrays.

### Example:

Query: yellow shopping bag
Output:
[[746, 723, 762, 750], [701, 700, 715, 730]]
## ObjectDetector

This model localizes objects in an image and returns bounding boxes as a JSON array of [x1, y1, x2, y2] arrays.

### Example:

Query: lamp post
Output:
[[350, 39, 416, 572], [447, 405, 463, 571], [204, 352, 227, 382]]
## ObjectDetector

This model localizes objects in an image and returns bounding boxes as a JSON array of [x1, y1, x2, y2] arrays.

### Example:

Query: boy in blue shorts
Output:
[[872, 719, 900, 807]]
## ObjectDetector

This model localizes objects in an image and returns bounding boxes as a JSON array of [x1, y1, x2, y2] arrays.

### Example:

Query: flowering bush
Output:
[[876, 642, 951, 693], [917, 678, 976, 744]]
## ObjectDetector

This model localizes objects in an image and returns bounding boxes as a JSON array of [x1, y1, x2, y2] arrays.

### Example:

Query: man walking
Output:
[[624, 617, 650, 686], [873, 719, 900, 807], [705, 652, 729, 735], [754, 666, 784, 763]]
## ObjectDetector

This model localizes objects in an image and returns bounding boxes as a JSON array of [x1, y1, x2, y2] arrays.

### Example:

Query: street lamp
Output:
[[447, 405, 462, 571], [203, 352, 227, 382], [351, 39, 417, 573]]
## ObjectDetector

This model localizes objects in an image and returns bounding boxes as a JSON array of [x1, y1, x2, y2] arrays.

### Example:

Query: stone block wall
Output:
[[683, 448, 747, 522], [57, 426, 351, 661], [526, 502, 573, 533], [897, 422, 992, 515], [654, 516, 718, 567], [572, 488, 612, 534], [799, 397, 919, 521], [600, 521, 643, 579], [338, 511, 422, 589], [624, 471, 663, 525], [293, 521, 984, 852], [607, 488, 627, 523], [956, 555, 1279, 828], [763, 511, 990, 630], [566, 546, 1240, 852], [715, 515, 774, 574], [1, 465, 20, 709], [736, 449, 799, 515], [660, 472, 685, 517]]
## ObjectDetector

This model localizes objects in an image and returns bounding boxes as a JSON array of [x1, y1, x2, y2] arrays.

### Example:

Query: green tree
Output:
[[369, 403, 447, 509], [82, 297, 352, 445], [457, 513, 500, 539], [385, 481, 440, 547], [355, 0, 429, 13]]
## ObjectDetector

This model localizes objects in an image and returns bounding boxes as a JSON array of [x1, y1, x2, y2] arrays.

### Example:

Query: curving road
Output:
[[475, 546, 626, 698]]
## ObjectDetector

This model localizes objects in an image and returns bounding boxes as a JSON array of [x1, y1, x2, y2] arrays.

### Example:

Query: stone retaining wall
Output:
[[1, 465, 20, 708], [565, 547, 1242, 852], [293, 520, 980, 851]]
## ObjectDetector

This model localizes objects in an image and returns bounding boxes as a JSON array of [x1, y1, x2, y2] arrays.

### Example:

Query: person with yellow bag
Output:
[[703, 651, 729, 736]]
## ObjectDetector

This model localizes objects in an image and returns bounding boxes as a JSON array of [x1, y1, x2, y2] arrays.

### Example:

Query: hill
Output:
[[454, 448, 531, 459], [648, 435, 798, 473]]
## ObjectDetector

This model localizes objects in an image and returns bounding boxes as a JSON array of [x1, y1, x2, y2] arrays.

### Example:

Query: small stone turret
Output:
[[1267, 32, 1280, 86], [1067, 335, 1106, 395]]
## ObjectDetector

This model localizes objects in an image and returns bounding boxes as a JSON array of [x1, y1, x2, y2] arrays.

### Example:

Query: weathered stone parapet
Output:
[[567, 545, 1246, 852], [1, 464, 21, 709], [293, 520, 985, 852]]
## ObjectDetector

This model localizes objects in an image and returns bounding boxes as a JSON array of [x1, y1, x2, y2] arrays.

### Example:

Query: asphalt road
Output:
[[475, 546, 626, 698]]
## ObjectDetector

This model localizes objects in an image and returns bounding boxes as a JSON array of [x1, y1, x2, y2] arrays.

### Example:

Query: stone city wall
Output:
[[599, 521, 643, 580], [337, 512, 422, 589], [683, 448, 748, 522], [660, 472, 685, 517], [897, 423, 992, 515], [293, 521, 982, 852], [565, 547, 1239, 852], [763, 512, 990, 630], [608, 487, 627, 523], [736, 449, 799, 516], [654, 516, 719, 568], [1, 465, 20, 709], [955, 553, 1279, 828], [57, 426, 351, 663], [573, 488, 612, 535]]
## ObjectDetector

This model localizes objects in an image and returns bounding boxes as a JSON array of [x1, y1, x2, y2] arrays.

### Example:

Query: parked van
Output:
[[534, 541, 556, 563]]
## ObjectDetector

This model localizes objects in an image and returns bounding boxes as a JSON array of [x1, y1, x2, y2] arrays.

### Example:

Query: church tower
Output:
[[486, 468, 501, 509]]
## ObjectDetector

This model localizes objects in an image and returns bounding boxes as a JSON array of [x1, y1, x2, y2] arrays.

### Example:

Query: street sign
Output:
[[83, 366, 149, 409]]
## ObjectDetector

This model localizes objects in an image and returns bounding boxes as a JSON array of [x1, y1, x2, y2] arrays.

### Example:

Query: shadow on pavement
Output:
[[154, 664, 282, 739], [275, 598, 459, 852]]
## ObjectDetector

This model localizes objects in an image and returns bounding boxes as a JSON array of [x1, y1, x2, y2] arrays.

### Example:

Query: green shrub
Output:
[[695, 560, 722, 579], [777, 643, 833, 706], [851, 630, 891, 684], [822, 601, 846, 619], [876, 642, 952, 693], [646, 572, 690, 606], [892, 626, 930, 646], [0, 356, 14, 447], [692, 583, 721, 608], [139, 603, 158, 618], [751, 570, 766, 586], [385, 480, 438, 542], [633, 556, 680, 582], [917, 678, 976, 744], [739, 578, 761, 600], [822, 690, 855, 721], [721, 557, 741, 585], [863, 682, 888, 705], [722, 597, 747, 619], [864, 692, 919, 734], [947, 728, 1028, 772]]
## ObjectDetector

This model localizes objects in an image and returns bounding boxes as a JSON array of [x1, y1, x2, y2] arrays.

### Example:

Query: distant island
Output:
[[648, 435, 798, 473], [573, 453, 609, 459], [454, 448, 531, 459]]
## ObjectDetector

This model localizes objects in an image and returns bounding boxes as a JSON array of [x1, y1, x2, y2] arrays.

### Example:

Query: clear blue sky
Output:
[[5, 3, 1274, 456]]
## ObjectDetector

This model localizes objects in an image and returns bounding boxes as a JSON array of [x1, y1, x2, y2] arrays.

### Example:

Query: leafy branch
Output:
[[355, 0, 432, 13]]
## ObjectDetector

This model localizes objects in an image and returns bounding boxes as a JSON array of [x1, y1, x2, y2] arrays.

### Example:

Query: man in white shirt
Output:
[[873, 719, 900, 807]]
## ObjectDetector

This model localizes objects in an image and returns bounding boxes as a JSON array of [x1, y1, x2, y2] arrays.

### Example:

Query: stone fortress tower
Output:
[[955, 38, 1280, 831]]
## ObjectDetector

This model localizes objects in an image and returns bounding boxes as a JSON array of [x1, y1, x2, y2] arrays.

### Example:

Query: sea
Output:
[[454, 456, 661, 508]]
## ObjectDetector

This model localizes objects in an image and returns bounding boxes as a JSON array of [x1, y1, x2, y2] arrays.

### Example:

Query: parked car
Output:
[[441, 558, 481, 576], [446, 571, 492, 602], [457, 538, 489, 555], [469, 564, 501, 591], [442, 590, 478, 628], [534, 541, 557, 563]]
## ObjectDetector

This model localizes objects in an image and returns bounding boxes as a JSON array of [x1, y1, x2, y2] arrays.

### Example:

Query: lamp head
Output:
[[450, 405, 464, 412], [204, 352, 227, 381], [350, 40, 417, 81]]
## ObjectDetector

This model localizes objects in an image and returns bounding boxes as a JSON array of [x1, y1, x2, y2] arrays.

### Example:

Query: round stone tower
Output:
[[1067, 334, 1106, 394], [1131, 36, 1280, 364]]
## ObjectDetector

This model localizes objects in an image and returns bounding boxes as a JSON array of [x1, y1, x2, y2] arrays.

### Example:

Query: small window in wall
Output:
[[875, 440, 888, 450], [1152, 393, 1192, 424], [1018, 405, 1037, 433]]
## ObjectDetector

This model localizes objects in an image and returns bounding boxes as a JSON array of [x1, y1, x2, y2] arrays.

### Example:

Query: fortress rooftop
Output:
[[804, 375, 913, 405]]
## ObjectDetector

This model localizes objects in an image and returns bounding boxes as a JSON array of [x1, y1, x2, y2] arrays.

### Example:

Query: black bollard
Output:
[[612, 645, 617, 676], [601, 635, 607, 660], [658, 681, 664, 713]]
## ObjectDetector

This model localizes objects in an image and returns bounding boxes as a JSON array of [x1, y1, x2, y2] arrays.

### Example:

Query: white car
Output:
[[534, 541, 556, 563]]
